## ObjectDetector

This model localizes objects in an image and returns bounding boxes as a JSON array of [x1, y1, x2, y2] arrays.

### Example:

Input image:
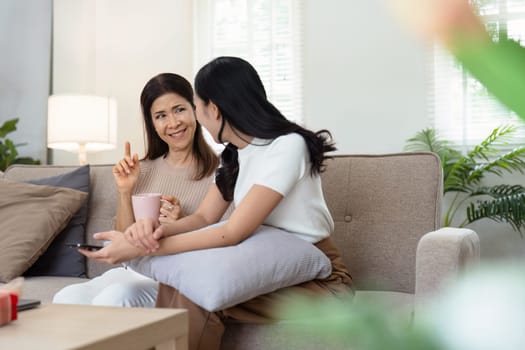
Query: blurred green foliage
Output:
[[278, 295, 443, 350], [453, 35, 525, 120]]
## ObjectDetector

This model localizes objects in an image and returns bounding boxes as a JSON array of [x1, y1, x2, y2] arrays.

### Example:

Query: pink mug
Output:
[[131, 193, 161, 221]]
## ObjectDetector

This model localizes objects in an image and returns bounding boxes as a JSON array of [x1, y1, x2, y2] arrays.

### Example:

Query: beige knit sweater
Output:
[[133, 156, 214, 216]]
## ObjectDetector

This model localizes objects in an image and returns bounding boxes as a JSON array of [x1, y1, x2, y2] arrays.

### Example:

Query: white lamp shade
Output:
[[47, 94, 117, 152]]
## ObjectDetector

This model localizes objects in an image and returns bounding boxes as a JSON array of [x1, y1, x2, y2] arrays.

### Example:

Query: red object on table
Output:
[[0, 291, 18, 325]]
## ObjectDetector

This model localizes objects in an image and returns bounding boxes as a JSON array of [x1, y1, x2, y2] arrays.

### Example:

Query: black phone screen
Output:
[[65, 243, 104, 251]]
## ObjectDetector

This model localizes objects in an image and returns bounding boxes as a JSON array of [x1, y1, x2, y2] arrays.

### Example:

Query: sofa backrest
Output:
[[321, 153, 442, 294], [5, 152, 442, 292]]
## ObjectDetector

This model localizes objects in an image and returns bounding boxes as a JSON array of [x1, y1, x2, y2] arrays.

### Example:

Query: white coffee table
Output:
[[0, 304, 188, 350]]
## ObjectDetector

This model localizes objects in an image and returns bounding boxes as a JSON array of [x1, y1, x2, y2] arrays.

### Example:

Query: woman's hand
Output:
[[78, 231, 148, 264], [113, 141, 140, 194], [159, 195, 184, 226], [123, 218, 161, 252]]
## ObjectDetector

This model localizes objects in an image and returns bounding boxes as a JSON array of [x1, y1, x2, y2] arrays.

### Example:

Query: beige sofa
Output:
[[1, 152, 480, 349]]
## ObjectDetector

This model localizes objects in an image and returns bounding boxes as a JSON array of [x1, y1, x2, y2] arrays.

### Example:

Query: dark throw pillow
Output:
[[23, 165, 90, 277]]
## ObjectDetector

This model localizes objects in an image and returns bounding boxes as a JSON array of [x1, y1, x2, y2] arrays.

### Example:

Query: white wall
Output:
[[52, 0, 429, 164], [52, 0, 193, 165], [0, 0, 51, 163], [303, 0, 430, 154]]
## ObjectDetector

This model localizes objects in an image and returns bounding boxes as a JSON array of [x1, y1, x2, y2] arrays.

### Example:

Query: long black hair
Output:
[[194, 57, 336, 201], [140, 73, 218, 180]]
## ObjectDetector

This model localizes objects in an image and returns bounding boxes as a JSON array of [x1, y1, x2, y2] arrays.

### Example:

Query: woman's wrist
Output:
[[158, 223, 175, 237], [118, 191, 133, 199]]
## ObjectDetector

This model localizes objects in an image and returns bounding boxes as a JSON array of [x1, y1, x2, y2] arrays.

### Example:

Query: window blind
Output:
[[193, 0, 303, 123], [429, 0, 525, 148]]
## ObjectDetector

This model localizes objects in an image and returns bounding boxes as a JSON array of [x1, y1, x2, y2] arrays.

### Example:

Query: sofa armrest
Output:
[[415, 227, 480, 307]]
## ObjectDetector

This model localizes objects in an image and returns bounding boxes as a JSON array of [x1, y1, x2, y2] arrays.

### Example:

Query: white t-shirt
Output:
[[235, 133, 334, 243]]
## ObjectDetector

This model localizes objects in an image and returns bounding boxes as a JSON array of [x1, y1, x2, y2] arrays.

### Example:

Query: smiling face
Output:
[[151, 92, 196, 154]]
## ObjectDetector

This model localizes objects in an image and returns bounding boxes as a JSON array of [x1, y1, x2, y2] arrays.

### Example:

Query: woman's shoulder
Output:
[[269, 133, 307, 153], [275, 132, 304, 144], [248, 133, 307, 165]]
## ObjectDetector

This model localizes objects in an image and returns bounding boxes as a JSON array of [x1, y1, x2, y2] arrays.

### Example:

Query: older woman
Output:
[[53, 73, 219, 307]]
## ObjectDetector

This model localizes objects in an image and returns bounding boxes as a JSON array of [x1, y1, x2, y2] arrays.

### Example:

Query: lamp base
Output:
[[78, 144, 87, 165]]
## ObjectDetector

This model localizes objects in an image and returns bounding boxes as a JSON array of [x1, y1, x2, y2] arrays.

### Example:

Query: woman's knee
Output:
[[92, 282, 157, 307], [53, 284, 95, 304]]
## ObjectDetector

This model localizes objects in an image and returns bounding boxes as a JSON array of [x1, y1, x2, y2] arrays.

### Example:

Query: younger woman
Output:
[[82, 57, 353, 350]]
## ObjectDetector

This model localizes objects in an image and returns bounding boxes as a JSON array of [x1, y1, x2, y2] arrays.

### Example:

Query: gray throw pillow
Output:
[[129, 224, 332, 312], [23, 165, 90, 277]]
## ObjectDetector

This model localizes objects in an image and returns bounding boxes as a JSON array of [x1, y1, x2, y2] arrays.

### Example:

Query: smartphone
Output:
[[65, 243, 104, 251], [17, 298, 41, 311]]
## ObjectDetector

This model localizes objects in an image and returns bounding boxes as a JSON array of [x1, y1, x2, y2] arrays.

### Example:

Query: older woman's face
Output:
[[151, 92, 196, 152]]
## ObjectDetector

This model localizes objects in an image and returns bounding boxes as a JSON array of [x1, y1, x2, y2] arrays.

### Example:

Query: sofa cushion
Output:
[[18, 276, 89, 304], [0, 179, 87, 282], [23, 165, 90, 277], [129, 223, 332, 312]]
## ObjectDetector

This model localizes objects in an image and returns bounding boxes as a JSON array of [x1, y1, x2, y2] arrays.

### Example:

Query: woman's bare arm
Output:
[[125, 184, 231, 250], [151, 184, 283, 255], [115, 192, 135, 232], [113, 141, 140, 231], [87, 184, 284, 263]]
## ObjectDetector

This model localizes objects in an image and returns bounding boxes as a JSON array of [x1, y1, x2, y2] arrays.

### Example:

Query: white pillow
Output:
[[129, 223, 332, 312]]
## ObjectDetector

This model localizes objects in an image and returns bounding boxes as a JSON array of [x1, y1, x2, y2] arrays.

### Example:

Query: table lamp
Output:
[[47, 94, 117, 164]]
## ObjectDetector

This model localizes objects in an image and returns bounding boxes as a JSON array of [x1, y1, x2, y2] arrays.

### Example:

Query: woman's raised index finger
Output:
[[124, 141, 131, 157]]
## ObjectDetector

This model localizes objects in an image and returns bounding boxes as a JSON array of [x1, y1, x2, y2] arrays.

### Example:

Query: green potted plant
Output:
[[405, 125, 525, 235], [0, 118, 41, 171]]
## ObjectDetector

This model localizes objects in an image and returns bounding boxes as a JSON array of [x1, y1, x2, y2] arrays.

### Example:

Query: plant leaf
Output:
[[467, 193, 525, 236], [13, 157, 41, 166], [0, 118, 19, 138], [405, 128, 471, 193], [0, 118, 40, 171], [471, 184, 525, 198], [444, 156, 476, 193], [466, 125, 518, 162], [468, 147, 525, 183]]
